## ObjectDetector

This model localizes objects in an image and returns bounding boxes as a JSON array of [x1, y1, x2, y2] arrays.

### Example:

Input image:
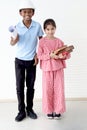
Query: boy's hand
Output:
[[33, 54, 38, 66], [10, 35, 19, 45]]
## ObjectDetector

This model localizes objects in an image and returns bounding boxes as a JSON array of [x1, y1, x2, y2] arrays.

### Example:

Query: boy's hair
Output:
[[43, 19, 56, 30], [19, 9, 35, 13]]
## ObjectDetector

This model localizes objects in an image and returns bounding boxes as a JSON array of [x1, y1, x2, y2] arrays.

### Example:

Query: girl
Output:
[[37, 19, 70, 119]]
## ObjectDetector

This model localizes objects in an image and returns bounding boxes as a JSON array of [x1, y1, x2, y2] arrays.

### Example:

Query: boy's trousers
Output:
[[15, 58, 36, 113]]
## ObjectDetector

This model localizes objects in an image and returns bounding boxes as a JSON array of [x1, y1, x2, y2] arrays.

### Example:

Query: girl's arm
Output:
[[37, 42, 51, 61]]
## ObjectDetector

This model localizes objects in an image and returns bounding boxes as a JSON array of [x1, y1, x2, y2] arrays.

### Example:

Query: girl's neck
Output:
[[45, 36, 56, 40]]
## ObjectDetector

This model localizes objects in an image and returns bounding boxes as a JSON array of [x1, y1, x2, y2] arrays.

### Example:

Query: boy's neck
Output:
[[23, 19, 32, 28]]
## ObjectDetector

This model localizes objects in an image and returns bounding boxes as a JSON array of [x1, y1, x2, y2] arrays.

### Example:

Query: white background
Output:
[[0, 0, 87, 100]]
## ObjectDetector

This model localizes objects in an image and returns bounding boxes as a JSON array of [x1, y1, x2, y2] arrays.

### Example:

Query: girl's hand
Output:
[[50, 52, 59, 59], [50, 52, 56, 58], [58, 53, 66, 59]]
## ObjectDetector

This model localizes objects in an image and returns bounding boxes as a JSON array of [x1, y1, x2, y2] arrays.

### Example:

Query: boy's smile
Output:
[[19, 9, 34, 21]]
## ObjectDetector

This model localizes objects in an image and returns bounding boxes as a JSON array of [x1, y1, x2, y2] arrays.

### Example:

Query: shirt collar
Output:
[[20, 20, 35, 28]]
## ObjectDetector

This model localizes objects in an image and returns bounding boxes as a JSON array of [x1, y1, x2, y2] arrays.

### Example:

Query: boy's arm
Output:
[[33, 36, 43, 66], [39, 36, 43, 40]]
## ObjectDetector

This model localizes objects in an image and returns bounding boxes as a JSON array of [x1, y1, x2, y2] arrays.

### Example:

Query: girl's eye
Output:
[[52, 28, 54, 30]]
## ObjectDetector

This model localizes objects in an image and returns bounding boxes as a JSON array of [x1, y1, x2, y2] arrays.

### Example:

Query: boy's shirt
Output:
[[15, 20, 44, 60]]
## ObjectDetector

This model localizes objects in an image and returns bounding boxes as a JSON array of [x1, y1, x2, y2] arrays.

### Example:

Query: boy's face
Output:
[[19, 9, 34, 21]]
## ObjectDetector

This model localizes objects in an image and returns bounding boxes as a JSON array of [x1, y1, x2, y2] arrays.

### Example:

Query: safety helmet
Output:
[[19, 0, 35, 10]]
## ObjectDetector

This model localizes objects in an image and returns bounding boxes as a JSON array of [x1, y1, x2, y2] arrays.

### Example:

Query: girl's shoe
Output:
[[47, 113, 54, 119], [54, 113, 61, 119]]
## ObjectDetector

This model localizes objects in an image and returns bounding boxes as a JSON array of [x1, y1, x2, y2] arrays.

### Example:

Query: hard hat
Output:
[[19, 0, 35, 10]]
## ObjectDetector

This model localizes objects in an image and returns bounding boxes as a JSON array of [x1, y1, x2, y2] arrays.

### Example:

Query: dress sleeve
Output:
[[37, 40, 50, 61]]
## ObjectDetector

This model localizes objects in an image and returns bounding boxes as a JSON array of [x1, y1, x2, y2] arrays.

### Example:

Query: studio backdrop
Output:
[[0, 0, 87, 100]]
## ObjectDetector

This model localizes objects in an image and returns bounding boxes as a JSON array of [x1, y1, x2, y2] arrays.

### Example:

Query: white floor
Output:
[[0, 100, 87, 130]]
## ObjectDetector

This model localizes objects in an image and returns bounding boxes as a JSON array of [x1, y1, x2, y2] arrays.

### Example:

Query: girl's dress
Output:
[[37, 37, 69, 114]]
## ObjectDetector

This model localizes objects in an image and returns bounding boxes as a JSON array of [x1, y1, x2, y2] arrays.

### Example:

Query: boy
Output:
[[10, 0, 43, 122]]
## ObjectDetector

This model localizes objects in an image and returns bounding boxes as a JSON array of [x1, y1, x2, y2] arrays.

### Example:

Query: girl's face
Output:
[[44, 25, 56, 38], [19, 9, 34, 21]]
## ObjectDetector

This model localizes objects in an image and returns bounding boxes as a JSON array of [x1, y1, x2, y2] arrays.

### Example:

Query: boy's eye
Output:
[[23, 11, 32, 14], [24, 11, 28, 13]]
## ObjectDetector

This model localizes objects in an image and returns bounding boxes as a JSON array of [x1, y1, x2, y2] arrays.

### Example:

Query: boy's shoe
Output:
[[54, 113, 61, 119], [27, 109, 37, 119], [47, 113, 54, 119], [15, 112, 26, 122]]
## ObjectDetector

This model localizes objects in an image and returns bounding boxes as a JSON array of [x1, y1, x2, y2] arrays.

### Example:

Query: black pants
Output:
[[15, 58, 36, 113]]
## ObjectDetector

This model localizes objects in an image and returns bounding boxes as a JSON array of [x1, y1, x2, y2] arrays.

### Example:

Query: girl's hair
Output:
[[43, 18, 56, 30]]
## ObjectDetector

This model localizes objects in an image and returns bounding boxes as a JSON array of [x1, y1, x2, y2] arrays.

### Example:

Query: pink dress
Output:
[[37, 37, 69, 114]]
